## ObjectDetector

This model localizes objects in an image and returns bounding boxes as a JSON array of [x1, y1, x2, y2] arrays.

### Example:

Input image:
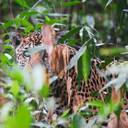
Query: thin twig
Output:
[[9, 0, 14, 18]]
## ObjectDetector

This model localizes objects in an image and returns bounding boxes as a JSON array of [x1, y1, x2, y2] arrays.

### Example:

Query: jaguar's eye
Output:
[[23, 50, 30, 57]]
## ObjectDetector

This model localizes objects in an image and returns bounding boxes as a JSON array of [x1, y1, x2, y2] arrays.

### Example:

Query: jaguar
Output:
[[12, 25, 115, 114]]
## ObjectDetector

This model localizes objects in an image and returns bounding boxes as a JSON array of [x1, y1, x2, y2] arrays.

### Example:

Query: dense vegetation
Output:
[[0, 0, 128, 128]]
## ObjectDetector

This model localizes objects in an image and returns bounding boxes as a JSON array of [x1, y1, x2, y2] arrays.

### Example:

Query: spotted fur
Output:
[[15, 32, 42, 66], [13, 25, 108, 113]]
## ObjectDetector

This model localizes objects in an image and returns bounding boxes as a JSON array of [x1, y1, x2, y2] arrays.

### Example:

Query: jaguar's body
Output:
[[13, 25, 108, 113]]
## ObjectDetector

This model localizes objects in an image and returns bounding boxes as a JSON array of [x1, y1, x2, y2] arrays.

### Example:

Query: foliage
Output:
[[0, 0, 128, 128]]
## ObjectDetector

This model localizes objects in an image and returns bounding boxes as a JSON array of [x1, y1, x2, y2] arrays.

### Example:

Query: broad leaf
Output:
[[6, 104, 32, 128], [71, 114, 86, 128], [15, 0, 29, 8], [77, 48, 91, 81]]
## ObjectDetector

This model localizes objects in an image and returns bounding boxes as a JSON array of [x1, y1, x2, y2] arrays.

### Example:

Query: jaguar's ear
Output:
[[11, 32, 22, 48]]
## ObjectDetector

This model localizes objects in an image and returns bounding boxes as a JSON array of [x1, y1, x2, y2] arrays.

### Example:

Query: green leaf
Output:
[[71, 114, 86, 128], [39, 84, 49, 98], [99, 47, 128, 56], [88, 100, 104, 108], [6, 104, 32, 128], [14, 17, 21, 28], [45, 16, 66, 24], [3, 20, 14, 29], [9, 66, 24, 83], [59, 27, 80, 43], [66, 39, 77, 46], [21, 19, 34, 33], [35, 23, 42, 30], [0, 54, 10, 65], [15, 105, 32, 128], [15, 0, 29, 8], [77, 48, 91, 81], [61, 109, 70, 118], [25, 26, 34, 33], [19, 11, 38, 18], [10, 81, 20, 97], [64, 1, 81, 7], [82, 48, 91, 80]]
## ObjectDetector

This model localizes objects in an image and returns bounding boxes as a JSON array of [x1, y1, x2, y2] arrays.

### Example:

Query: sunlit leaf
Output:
[[105, 0, 113, 8], [39, 84, 49, 98], [0, 54, 11, 65], [67, 45, 86, 70], [10, 81, 20, 97], [35, 23, 42, 30], [9, 66, 24, 84], [79, 26, 95, 40], [4, 53, 12, 60], [99, 48, 128, 56], [82, 0, 87, 2], [21, 19, 34, 33], [61, 109, 70, 118], [88, 100, 104, 108], [45, 16, 66, 24], [6, 104, 32, 128]]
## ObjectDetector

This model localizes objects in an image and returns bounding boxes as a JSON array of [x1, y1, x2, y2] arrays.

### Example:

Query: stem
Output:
[[9, 0, 14, 18]]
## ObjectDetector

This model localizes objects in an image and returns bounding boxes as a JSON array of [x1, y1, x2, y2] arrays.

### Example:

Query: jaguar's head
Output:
[[12, 25, 56, 67]]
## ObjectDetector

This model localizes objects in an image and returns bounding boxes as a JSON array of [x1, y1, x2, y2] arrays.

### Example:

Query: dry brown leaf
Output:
[[107, 113, 118, 128], [111, 87, 122, 104], [72, 93, 84, 113], [0, 95, 9, 106], [107, 87, 126, 128], [50, 45, 70, 78], [41, 25, 56, 46], [107, 111, 128, 128], [41, 25, 71, 78], [66, 76, 72, 106], [119, 111, 128, 128], [41, 25, 84, 112], [41, 25, 56, 58]]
